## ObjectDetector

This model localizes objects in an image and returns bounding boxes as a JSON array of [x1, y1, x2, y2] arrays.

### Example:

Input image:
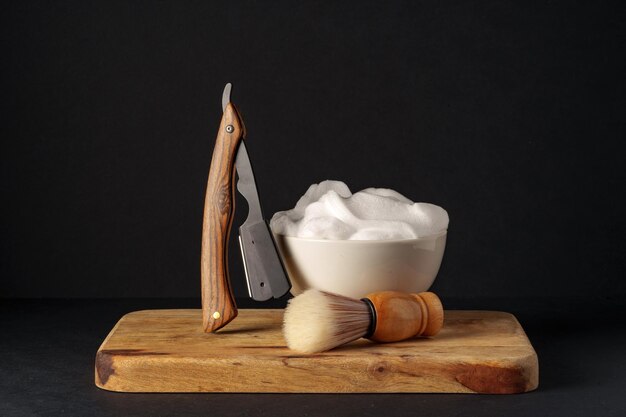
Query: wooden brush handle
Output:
[[201, 103, 245, 332], [365, 291, 444, 342]]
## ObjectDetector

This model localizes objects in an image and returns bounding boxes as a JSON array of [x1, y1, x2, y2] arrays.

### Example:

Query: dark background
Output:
[[2, 2, 626, 416], [2, 1, 625, 300]]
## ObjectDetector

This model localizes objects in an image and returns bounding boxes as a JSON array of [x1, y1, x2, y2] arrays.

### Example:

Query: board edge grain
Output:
[[94, 309, 539, 394]]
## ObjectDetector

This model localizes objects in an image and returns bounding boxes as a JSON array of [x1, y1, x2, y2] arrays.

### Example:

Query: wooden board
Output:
[[95, 309, 538, 394]]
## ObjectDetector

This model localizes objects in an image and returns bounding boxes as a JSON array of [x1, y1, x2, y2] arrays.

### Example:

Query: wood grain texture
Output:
[[366, 291, 443, 342], [95, 309, 539, 393], [201, 103, 245, 332]]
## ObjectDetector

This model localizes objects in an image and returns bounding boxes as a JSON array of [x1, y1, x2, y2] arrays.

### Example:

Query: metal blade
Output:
[[222, 83, 232, 112], [238, 220, 290, 301], [235, 141, 264, 225], [235, 141, 291, 300]]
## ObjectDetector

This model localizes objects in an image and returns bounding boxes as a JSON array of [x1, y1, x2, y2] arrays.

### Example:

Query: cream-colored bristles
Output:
[[283, 289, 371, 353]]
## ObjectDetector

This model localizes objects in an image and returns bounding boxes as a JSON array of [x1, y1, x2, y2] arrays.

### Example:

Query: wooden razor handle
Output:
[[365, 291, 444, 342], [201, 103, 245, 332]]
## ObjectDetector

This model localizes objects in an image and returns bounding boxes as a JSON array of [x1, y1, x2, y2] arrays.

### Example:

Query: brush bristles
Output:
[[283, 289, 371, 353]]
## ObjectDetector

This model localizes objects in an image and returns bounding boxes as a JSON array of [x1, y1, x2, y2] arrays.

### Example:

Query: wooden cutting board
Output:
[[95, 309, 538, 394]]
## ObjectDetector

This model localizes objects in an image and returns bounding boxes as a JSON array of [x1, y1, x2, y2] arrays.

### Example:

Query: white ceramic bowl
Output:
[[273, 231, 447, 299]]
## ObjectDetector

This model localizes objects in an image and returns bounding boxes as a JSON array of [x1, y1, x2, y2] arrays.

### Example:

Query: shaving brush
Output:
[[283, 290, 444, 353]]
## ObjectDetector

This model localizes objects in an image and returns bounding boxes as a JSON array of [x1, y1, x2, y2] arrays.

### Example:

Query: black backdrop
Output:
[[2, 1, 624, 299]]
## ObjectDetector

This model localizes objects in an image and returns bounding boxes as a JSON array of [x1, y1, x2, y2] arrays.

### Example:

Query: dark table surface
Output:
[[1, 296, 625, 417]]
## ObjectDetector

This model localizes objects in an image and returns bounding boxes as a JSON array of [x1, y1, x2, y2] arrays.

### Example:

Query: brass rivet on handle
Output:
[[213, 311, 221, 319], [225, 125, 234, 133]]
